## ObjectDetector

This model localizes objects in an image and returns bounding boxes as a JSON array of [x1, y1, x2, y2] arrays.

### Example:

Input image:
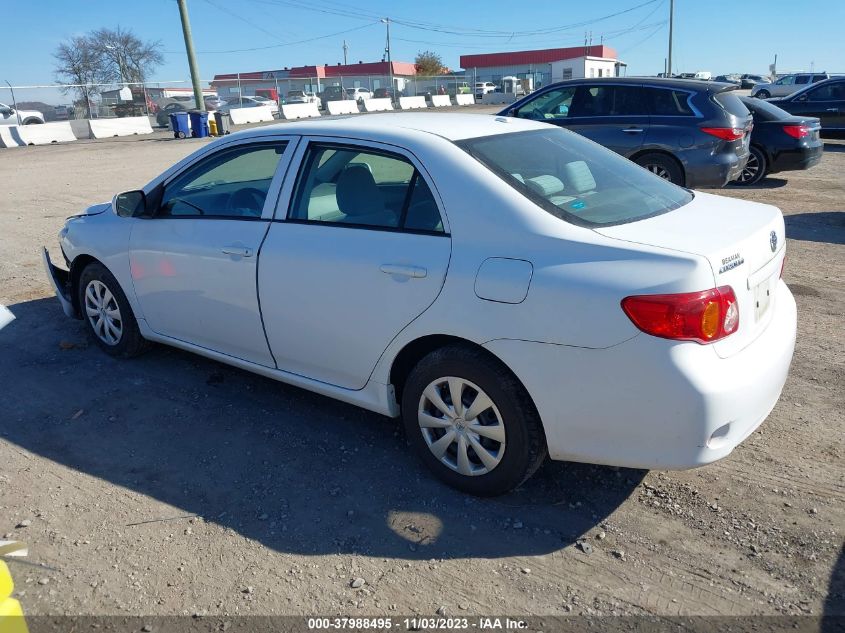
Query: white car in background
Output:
[[345, 87, 372, 103], [43, 114, 796, 496], [474, 82, 497, 98], [286, 90, 319, 105], [0, 103, 45, 125], [220, 95, 279, 116]]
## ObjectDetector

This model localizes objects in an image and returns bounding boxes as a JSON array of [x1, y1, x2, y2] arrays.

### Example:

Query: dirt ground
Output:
[[0, 112, 842, 619]]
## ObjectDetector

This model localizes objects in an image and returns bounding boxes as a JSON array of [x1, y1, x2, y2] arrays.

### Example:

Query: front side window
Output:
[[289, 144, 444, 233], [570, 85, 647, 117], [776, 76, 795, 86], [807, 82, 845, 101], [458, 128, 692, 227], [514, 86, 576, 120], [160, 143, 287, 218], [796, 76, 810, 85]]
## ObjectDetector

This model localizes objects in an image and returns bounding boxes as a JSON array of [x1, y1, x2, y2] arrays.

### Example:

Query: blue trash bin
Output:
[[169, 112, 190, 139], [189, 110, 209, 138]]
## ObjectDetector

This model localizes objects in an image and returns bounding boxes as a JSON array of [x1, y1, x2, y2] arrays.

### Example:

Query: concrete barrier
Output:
[[88, 116, 154, 139], [0, 122, 77, 148], [399, 96, 428, 110], [455, 93, 475, 106], [430, 95, 451, 107], [363, 98, 393, 112], [281, 103, 321, 120], [0, 127, 25, 148], [326, 100, 360, 115], [229, 106, 276, 125], [481, 93, 517, 105]]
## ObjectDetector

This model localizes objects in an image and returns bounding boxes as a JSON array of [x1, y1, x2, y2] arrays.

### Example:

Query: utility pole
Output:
[[3, 80, 21, 125], [667, 0, 674, 77], [343, 40, 348, 65], [381, 18, 392, 96], [176, 0, 205, 111]]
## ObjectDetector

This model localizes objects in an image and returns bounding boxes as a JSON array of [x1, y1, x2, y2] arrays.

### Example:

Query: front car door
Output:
[[792, 80, 845, 130], [129, 137, 296, 366], [258, 138, 451, 390], [564, 84, 650, 157]]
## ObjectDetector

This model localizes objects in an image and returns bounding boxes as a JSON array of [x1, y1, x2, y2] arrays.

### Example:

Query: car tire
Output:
[[23, 119, 43, 125], [732, 145, 767, 186], [756, 90, 770, 99], [401, 345, 547, 496], [78, 262, 148, 358], [635, 153, 684, 186]]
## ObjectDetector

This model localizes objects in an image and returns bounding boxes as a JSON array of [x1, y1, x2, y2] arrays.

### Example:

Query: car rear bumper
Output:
[[484, 280, 797, 470], [683, 148, 747, 189], [769, 144, 824, 174]]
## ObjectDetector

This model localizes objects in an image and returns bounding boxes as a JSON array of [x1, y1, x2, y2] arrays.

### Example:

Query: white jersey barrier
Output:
[[455, 93, 475, 106], [363, 98, 393, 112], [326, 100, 360, 115], [399, 96, 428, 110], [88, 116, 153, 139], [0, 127, 25, 148], [228, 106, 276, 125], [430, 95, 451, 107], [281, 103, 321, 120]]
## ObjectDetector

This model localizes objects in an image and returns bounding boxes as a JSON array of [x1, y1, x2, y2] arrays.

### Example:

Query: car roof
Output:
[[225, 112, 548, 142], [548, 76, 734, 92]]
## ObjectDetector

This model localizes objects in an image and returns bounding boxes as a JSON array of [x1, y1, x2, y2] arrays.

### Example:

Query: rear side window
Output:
[[714, 92, 750, 118], [570, 85, 647, 117], [459, 128, 692, 228], [645, 88, 695, 116], [795, 76, 810, 85], [812, 75, 827, 83]]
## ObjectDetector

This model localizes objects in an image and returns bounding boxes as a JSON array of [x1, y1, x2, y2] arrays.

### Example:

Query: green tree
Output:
[[415, 50, 446, 77]]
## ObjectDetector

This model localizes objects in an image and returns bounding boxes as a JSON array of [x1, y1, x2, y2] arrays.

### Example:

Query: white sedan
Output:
[[43, 114, 797, 495]]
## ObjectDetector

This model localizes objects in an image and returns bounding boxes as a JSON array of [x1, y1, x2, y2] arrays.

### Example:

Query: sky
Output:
[[3, 0, 844, 104]]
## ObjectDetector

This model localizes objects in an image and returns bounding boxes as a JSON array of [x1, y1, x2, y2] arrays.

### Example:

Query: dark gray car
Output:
[[499, 78, 752, 188]]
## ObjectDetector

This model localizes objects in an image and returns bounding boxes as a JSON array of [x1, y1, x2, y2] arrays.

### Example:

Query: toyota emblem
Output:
[[770, 230, 778, 253]]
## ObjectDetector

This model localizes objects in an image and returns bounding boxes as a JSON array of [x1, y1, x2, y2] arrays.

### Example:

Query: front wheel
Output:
[[78, 262, 148, 358], [634, 152, 684, 186], [401, 345, 546, 496], [756, 90, 771, 99], [733, 145, 767, 186]]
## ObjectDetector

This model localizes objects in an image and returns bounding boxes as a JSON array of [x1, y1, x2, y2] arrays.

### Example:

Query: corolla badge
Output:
[[770, 230, 778, 253]]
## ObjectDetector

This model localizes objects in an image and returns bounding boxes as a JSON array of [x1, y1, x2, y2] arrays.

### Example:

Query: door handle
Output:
[[826, 108, 840, 112], [622, 127, 644, 133], [380, 264, 427, 278], [221, 245, 253, 257]]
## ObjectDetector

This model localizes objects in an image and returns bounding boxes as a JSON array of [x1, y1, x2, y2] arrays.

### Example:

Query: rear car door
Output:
[[258, 139, 451, 390], [564, 84, 650, 157], [643, 85, 699, 151], [129, 137, 296, 366]]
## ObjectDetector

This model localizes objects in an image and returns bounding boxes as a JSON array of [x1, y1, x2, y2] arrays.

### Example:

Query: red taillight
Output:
[[621, 286, 739, 344], [782, 124, 810, 139], [700, 127, 745, 141]]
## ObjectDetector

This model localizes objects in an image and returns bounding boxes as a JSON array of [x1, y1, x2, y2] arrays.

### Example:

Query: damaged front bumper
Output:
[[42, 247, 76, 318]]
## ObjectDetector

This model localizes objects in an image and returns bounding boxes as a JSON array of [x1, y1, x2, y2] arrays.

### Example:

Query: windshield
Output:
[[458, 128, 693, 227]]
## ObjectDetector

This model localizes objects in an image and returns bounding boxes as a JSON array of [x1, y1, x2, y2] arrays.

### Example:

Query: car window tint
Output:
[[403, 177, 444, 233], [714, 92, 750, 118], [459, 128, 692, 228], [160, 143, 287, 218], [812, 75, 827, 82], [514, 86, 576, 120], [807, 82, 845, 101], [646, 88, 695, 115], [290, 145, 440, 231], [795, 76, 810, 84], [570, 85, 647, 117], [777, 76, 795, 85]]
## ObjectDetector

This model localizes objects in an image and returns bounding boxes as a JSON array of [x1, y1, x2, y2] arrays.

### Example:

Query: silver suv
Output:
[[751, 73, 829, 99]]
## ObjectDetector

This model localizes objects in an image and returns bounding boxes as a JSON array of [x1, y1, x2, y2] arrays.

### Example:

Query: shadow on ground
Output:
[[726, 177, 788, 190], [823, 543, 845, 630], [0, 297, 643, 561], [785, 211, 845, 245]]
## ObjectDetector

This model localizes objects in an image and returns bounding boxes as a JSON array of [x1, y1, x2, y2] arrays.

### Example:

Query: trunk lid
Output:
[[597, 192, 785, 357]]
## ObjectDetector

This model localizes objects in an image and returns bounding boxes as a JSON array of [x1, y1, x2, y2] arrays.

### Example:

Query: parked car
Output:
[[249, 94, 279, 109], [0, 103, 44, 125], [286, 90, 318, 105], [499, 77, 753, 188], [766, 77, 845, 134], [475, 82, 497, 98], [731, 96, 822, 185], [204, 95, 227, 111], [345, 87, 372, 103], [751, 73, 829, 99], [320, 85, 346, 109], [155, 101, 194, 127], [714, 74, 741, 85], [54, 105, 74, 120], [740, 74, 768, 89], [219, 96, 279, 116], [373, 87, 397, 101], [43, 113, 796, 495]]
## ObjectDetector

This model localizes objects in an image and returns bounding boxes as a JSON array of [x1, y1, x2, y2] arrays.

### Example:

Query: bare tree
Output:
[[91, 27, 163, 84], [415, 51, 446, 77], [53, 36, 112, 118]]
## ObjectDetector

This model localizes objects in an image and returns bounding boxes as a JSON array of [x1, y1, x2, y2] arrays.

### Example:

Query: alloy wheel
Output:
[[646, 164, 671, 180], [417, 377, 506, 476], [84, 280, 123, 346], [737, 152, 760, 184]]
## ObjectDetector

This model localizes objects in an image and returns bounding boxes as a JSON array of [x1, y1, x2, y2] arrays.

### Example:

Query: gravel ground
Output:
[[0, 112, 842, 618]]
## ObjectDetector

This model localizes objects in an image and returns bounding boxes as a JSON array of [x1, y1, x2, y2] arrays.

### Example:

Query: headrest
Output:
[[563, 161, 596, 193], [336, 164, 383, 217], [525, 175, 565, 197]]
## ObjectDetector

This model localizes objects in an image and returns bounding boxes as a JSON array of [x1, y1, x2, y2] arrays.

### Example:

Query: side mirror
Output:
[[113, 190, 146, 218]]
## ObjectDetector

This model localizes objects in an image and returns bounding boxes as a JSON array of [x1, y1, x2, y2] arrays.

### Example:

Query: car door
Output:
[[643, 85, 699, 151], [129, 137, 297, 366], [791, 81, 845, 129], [258, 138, 451, 390], [563, 84, 650, 157]]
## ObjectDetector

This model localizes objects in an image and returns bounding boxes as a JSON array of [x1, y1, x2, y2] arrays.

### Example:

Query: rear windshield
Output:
[[714, 92, 750, 119], [740, 97, 789, 121], [458, 128, 693, 227]]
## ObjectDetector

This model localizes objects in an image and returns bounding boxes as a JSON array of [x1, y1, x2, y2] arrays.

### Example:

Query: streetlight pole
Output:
[[176, 0, 205, 111], [667, 0, 674, 77], [381, 18, 393, 99]]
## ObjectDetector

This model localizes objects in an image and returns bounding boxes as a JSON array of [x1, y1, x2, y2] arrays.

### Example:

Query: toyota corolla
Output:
[[43, 114, 797, 496]]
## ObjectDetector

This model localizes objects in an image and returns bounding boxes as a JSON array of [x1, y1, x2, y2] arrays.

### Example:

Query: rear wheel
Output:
[[401, 345, 546, 496], [78, 262, 148, 358], [634, 153, 684, 186], [733, 145, 767, 186]]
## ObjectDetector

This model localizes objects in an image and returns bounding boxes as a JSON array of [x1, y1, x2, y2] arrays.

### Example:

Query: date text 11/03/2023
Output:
[[307, 617, 529, 630]]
